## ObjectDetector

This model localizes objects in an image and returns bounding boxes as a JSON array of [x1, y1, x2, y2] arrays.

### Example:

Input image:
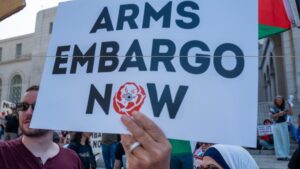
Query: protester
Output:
[[288, 147, 300, 169], [120, 111, 171, 169], [193, 142, 213, 169], [0, 85, 83, 169], [259, 119, 274, 150], [287, 115, 297, 141], [0, 86, 171, 169], [0, 114, 6, 140], [0, 120, 4, 140], [101, 133, 119, 169], [287, 115, 300, 169], [3, 113, 19, 141], [269, 95, 293, 160], [68, 132, 96, 169], [296, 114, 300, 146], [201, 144, 259, 169], [169, 139, 193, 169], [114, 142, 125, 169], [52, 131, 60, 144]]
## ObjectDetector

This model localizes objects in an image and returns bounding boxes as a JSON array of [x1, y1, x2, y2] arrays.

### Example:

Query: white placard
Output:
[[31, 0, 258, 147], [257, 125, 273, 136], [90, 133, 102, 155], [0, 100, 14, 118]]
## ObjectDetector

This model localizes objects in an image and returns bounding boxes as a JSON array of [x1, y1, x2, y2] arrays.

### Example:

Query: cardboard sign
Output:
[[257, 125, 273, 136], [0, 100, 14, 118], [0, 0, 26, 21], [90, 133, 102, 155], [31, 0, 258, 147]]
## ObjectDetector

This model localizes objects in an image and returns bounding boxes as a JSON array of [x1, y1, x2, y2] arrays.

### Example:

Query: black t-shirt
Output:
[[115, 142, 125, 167], [288, 147, 300, 169], [270, 106, 287, 123], [68, 143, 96, 169], [5, 115, 19, 133]]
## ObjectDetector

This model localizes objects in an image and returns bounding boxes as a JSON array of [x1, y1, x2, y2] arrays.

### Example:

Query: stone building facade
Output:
[[259, 28, 300, 102], [259, 27, 300, 123], [0, 7, 56, 103]]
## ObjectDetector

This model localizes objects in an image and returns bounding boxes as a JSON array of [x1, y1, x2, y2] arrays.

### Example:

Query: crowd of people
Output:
[[0, 86, 300, 169]]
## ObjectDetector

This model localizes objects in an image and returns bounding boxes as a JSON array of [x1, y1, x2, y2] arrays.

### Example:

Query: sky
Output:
[[0, 0, 69, 40]]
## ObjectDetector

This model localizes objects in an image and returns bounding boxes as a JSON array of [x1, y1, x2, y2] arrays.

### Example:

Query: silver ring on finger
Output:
[[129, 141, 141, 153]]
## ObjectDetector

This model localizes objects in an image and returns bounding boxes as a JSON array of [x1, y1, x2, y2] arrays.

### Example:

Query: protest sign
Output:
[[90, 133, 102, 155], [257, 125, 273, 136], [31, 0, 258, 147], [0, 100, 14, 118]]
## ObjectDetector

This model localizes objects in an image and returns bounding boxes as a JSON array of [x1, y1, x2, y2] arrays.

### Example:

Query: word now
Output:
[[86, 83, 188, 119]]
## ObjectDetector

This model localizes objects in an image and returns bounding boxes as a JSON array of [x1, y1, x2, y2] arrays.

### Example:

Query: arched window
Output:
[[9, 75, 22, 103]]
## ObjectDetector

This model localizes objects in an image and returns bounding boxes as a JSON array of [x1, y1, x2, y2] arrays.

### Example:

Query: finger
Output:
[[121, 135, 139, 158], [132, 111, 167, 143], [121, 134, 152, 164], [120, 136, 139, 168], [121, 115, 158, 151]]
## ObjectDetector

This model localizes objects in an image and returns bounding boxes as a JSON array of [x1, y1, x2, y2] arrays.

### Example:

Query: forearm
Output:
[[287, 107, 294, 115]]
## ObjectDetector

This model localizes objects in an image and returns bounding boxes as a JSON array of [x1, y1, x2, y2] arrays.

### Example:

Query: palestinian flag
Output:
[[259, 0, 292, 39]]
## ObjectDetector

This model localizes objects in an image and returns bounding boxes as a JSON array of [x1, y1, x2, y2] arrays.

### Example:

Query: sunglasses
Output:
[[16, 102, 35, 112]]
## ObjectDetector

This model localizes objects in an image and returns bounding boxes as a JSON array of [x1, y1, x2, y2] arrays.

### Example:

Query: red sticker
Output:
[[113, 82, 146, 116]]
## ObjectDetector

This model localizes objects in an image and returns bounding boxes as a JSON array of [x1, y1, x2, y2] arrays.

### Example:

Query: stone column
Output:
[[291, 28, 300, 101]]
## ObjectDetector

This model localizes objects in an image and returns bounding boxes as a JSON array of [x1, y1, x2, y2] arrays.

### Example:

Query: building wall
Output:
[[259, 28, 300, 122], [0, 34, 34, 61], [281, 28, 300, 101], [0, 34, 34, 103], [0, 7, 56, 103], [260, 27, 300, 103], [0, 59, 32, 102], [31, 7, 56, 85]]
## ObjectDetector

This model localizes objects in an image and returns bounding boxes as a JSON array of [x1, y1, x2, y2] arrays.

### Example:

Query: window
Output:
[[0, 47, 2, 61], [9, 75, 22, 103], [49, 22, 53, 34], [16, 43, 22, 58]]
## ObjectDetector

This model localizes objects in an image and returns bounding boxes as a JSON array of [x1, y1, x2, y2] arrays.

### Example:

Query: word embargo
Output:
[[52, 40, 244, 78]]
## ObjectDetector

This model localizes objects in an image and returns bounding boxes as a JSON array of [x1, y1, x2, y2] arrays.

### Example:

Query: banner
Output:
[[31, 0, 258, 147]]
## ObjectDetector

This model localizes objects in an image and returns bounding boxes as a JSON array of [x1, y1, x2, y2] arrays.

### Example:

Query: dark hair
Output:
[[26, 85, 39, 92], [263, 119, 272, 125], [274, 96, 285, 110], [53, 131, 60, 143], [70, 132, 90, 145]]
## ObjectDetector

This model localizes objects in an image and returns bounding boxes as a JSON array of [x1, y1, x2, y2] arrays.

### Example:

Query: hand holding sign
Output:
[[121, 111, 171, 169]]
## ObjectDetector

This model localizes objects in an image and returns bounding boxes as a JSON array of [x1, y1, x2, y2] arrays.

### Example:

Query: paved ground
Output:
[[249, 141, 297, 169], [252, 154, 289, 169]]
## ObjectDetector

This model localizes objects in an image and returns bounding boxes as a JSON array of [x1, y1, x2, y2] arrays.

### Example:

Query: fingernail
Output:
[[121, 115, 131, 124], [132, 111, 139, 118]]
